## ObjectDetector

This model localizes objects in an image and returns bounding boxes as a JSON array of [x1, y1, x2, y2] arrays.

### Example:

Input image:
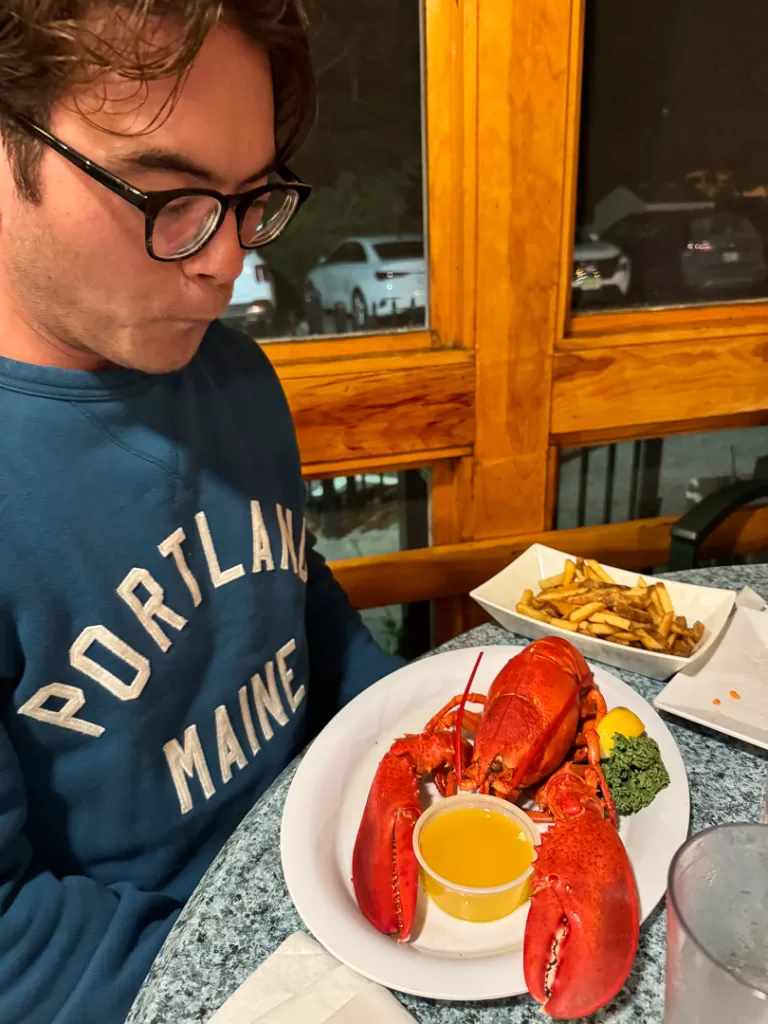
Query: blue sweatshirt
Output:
[[0, 323, 402, 1024]]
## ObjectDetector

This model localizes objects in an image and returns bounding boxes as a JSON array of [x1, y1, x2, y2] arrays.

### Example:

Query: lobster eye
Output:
[[489, 755, 504, 774]]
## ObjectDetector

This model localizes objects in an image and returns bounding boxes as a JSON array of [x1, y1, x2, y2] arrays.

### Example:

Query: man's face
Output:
[[0, 24, 276, 373]]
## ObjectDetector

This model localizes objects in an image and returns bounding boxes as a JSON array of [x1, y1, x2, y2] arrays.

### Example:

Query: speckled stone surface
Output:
[[126, 566, 768, 1024]]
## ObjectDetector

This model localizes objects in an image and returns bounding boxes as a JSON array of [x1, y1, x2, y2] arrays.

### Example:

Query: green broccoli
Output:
[[602, 733, 670, 816]]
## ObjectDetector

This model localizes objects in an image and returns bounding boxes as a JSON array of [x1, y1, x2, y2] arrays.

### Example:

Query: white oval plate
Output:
[[280, 645, 690, 1001]]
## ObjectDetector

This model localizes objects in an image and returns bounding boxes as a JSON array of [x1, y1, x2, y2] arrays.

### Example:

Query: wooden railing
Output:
[[333, 506, 768, 611]]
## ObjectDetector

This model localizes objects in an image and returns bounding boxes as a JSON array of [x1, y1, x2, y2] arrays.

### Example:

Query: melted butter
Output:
[[419, 806, 533, 888]]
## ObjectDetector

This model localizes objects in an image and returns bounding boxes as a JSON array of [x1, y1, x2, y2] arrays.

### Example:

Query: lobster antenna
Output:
[[454, 651, 484, 783]]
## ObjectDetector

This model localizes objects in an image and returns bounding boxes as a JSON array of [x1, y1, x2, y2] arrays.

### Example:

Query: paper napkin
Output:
[[734, 585, 768, 613], [654, 587, 768, 749], [209, 932, 416, 1024]]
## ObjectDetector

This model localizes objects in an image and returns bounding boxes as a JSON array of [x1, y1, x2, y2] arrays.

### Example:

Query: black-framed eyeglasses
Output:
[[15, 116, 312, 262]]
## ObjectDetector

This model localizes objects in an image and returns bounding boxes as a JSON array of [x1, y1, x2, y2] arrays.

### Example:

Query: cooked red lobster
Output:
[[352, 637, 639, 1019]]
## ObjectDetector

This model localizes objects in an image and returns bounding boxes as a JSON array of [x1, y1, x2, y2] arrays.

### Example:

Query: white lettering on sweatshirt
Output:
[[18, 501, 309, 794], [163, 639, 302, 814]]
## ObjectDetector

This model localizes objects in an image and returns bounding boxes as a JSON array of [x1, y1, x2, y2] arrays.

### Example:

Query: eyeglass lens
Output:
[[151, 188, 301, 259], [152, 195, 222, 260], [240, 190, 300, 248]]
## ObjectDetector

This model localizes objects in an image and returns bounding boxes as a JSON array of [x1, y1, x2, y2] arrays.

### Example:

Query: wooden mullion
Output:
[[461, 0, 575, 545], [556, 0, 588, 342], [425, 0, 478, 349], [431, 456, 475, 643], [424, 0, 578, 644]]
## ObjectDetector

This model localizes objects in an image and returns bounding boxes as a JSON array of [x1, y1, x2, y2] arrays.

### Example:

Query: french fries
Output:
[[515, 557, 705, 658]]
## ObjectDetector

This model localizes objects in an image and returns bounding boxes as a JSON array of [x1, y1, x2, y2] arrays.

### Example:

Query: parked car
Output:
[[572, 237, 631, 307], [306, 235, 426, 328], [603, 206, 767, 305], [221, 252, 275, 336]]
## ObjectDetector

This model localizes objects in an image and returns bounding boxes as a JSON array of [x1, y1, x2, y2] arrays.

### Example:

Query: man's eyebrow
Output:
[[110, 148, 278, 189]]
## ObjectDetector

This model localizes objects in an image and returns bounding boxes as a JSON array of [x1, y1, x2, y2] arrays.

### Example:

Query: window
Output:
[[574, 0, 768, 313], [306, 469, 432, 656], [223, 0, 426, 340], [361, 603, 433, 660], [306, 469, 430, 562], [556, 426, 768, 534]]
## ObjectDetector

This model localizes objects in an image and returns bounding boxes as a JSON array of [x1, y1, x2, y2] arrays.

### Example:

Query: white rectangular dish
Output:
[[470, 543, 736, 681], [654, 594, 768, 749]]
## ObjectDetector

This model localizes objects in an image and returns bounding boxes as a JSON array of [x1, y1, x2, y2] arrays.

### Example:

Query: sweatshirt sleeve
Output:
[[0, 717, 179, 1024], [303, 530, 405, 735]]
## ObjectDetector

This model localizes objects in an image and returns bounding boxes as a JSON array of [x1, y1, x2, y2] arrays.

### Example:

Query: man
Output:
[[0, 4, 403, 1022]]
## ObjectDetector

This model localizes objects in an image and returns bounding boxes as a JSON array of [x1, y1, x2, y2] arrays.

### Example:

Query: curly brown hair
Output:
[[0, 0, 316, 200]]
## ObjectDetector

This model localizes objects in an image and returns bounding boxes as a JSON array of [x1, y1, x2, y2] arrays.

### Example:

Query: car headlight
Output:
[[247, 301, 271, 316]]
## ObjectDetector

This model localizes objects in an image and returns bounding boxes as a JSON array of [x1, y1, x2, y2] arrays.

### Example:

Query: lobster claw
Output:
[[352, 732, 458, 941], [352, 751, 421, 940], [523, 770, 639, 1018]]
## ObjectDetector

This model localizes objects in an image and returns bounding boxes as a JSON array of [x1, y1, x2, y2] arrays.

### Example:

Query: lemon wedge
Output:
[[597, 707, 645, 758]]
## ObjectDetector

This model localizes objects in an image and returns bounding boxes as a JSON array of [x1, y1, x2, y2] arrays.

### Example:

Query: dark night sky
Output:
[[578, 0, 768, 219]]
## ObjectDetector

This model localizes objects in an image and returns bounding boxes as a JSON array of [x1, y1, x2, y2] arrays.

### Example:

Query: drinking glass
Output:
[[665, 823, 768, 1023]]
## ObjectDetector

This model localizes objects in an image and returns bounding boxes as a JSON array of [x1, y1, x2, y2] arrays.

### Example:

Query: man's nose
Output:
[[183, 208, 245, 286]]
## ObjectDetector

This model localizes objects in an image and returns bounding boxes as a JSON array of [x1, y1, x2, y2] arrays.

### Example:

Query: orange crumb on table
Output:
[[729, 690, 742, 700], [713, 698, 721, 705]]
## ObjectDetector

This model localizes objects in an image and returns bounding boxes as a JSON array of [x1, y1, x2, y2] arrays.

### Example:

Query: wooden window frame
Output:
[[265, 0, 768, 637]]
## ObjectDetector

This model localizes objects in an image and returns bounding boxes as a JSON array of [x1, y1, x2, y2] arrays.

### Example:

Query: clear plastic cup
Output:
[[412, 793, 540, 923], [665, 823, 768, 1024]]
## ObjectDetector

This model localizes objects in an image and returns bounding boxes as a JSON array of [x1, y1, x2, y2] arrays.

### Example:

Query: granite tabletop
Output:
[[126, 565, 768, 1024]]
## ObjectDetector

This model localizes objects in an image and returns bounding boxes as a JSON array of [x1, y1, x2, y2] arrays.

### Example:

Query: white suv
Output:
[[572, 238, 631, 306], [221, 252, 275, 335], [306, 235, 426, 327]]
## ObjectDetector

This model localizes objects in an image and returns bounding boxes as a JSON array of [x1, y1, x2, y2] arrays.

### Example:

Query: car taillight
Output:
[[375, 271, 408, 280], [253, 264, 266, 282]]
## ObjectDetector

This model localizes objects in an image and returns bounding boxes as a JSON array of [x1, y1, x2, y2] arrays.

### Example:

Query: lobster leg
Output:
[[568, 686, 617, 827], [430, 707, 483, 731], [582, 727, 618, 827], [352, 731, 457, 941], [423, 693, 486, 733], [582, 686, 608, 720]]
